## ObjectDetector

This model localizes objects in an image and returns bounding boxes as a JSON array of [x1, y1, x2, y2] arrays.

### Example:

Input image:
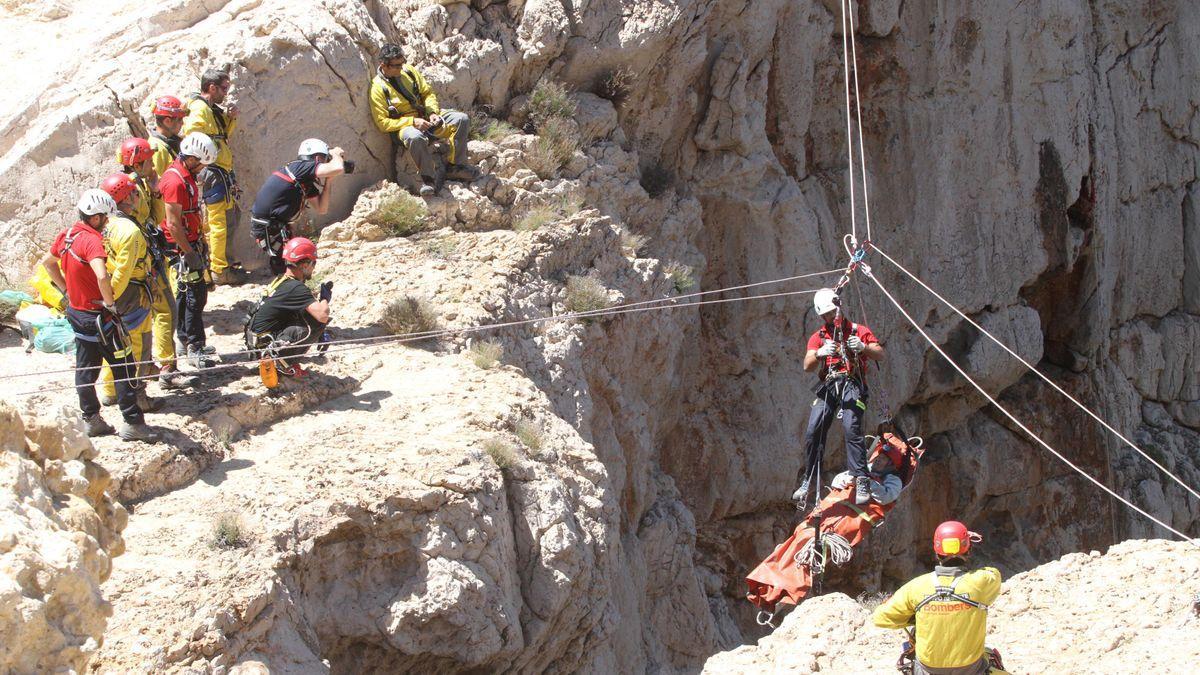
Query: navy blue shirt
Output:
[[251, 159, 321, 222]]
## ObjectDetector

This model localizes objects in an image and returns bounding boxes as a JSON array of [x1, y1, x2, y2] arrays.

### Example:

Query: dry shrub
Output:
[[514, 417, 544, 452], [515, 194, 583, 232], [664, 261, 695, 293], [639, 163, 674, 198], [565, 275, 610, 314], [368, 193, 429, 237], [470, 340, 503, 369], [484, 437, 518, 469], [620, 231, 648, 257], [471, 115, 518, 143], [527, 80, 577, 130], [381, 296, 440, 338], [525, 117, 581, 180], [211, 512, 247, 549], [593, 67, 635, 105]]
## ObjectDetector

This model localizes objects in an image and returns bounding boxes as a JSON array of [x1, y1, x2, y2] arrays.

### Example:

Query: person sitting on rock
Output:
[[249, 138, 346, 275], [244, 237, 330, 376], [828, 438, 902, 505], [369, 42, 479, 196], [793, 287, 885, 508], [873, 522, 1004, 675]]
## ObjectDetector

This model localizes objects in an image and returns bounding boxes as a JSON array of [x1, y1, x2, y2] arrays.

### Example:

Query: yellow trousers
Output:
[[100, 312, 152, 398], [205, 196, 234, 274], [151, 272, 176, 368]]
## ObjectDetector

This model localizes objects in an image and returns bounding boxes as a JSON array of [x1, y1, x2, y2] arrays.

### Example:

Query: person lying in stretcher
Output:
[[829, 435, 904, 505]]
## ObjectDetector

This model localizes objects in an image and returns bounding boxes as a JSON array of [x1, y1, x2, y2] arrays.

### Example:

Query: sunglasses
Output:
[[383, 61, 405, 68]]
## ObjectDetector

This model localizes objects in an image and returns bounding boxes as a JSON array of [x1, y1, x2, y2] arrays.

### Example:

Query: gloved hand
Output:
[[318, 281, 333, 303], [184, 250, 204, 270], [847, 335, 866, 353], [816, 340, 838, 357]]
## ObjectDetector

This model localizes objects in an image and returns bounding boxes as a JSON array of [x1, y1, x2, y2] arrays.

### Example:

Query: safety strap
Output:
[[61, 225, 87, 264], [272, 167, 297, 184], [150, 131, 180, 159], [385, 68, 428, 118], [164, 166, 201, 215], [190, 94, 228, 139], [841, 499, 880, 526], [913, 573, 989, 614]]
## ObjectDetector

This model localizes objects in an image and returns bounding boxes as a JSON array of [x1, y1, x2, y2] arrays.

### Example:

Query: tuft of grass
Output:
[[593, 67, 635, 105], [856, 591, 889, 611], [483, 437, 518, 469], [525, 117, 581, 180], [513, 417, 544, 452], [565, 275, 610, 314], [418, 235, 459, 260], [620, 231, 648, 258], [211, 512, 247, 549], [304, 270, 327, 292], [469, 340, 503, 369], [515, 194, 583, 232], [527, 80, 577, 130], [367, 193, 429, 237], [381, 296, 440, 338], [664, 261, 695, 293], [471, 115, 518, 143], [639, 163, 674, 198]]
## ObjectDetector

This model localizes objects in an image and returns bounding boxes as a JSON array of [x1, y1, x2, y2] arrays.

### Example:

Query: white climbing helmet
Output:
[[814, 288, 839, 315], [297, 138, 330, 160], [179, 132, 218, 165], [76, 188, 117, 216]]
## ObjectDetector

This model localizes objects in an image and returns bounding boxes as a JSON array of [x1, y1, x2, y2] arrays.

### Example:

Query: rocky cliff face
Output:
[[1, 0, 1197, 671]]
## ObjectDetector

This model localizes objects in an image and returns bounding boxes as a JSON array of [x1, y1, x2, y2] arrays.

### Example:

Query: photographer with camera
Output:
[[249, 138, 350, 274]]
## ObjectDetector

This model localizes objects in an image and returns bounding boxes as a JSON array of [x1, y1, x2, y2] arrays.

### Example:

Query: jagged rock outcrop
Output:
[[1, 0, 1198, 671], [0, 402, 127, 673]]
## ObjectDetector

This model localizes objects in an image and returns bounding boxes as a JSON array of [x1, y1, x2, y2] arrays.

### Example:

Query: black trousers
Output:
[[802, 377, 868, 483], [247, 319, 323, 360], [175, 278, 208, 351], [250, 216, 289, 275], [67, 307, 144, 424]]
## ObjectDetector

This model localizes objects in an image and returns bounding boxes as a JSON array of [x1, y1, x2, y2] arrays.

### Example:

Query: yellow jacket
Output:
[[148, 133, 178, 225], [182, 97, 236, 171], [104, 214, 153, 301], [369, 66, 440, 134], [873, 565, 1002, 669]]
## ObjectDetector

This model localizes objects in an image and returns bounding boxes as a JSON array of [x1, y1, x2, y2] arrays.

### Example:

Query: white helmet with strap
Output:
[[76, 189, 117, 216], [180, 132, 218, 165], [814, 288, 839, 315], [297, 138, 330, 160]]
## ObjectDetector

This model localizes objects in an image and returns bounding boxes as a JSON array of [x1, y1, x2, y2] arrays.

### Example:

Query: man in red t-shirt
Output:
[[794, 287, 885, 507], [160, 131, 218, 368], [41, 189, 155, 441]]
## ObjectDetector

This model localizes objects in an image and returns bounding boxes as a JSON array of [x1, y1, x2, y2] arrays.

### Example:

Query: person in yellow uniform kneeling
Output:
[[873, 521, 1007, 675], [97, 172, 159, 413]]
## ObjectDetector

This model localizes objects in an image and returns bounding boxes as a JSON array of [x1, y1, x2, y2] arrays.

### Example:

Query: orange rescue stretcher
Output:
[[746, 429, 925, 626]]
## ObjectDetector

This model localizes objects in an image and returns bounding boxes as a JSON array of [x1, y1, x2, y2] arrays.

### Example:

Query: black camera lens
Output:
[[343, 160, 356, 174]]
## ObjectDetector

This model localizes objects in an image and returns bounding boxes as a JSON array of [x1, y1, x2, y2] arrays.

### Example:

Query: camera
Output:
[[343, 160, 356, 174]]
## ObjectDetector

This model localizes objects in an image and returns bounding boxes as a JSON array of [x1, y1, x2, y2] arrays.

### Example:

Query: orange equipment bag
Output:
[[745, 430, 925, 623]]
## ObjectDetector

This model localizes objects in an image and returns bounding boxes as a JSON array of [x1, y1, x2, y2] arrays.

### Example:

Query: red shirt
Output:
[[158, 157, 202, 244], [807, 318, 878, 376], [49, 221, 106, 311]]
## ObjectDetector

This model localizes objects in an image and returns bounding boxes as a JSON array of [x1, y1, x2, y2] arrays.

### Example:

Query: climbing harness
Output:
[[911, 574, 990, 614]]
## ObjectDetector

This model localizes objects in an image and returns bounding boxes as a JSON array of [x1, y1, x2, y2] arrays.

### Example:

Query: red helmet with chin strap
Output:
[[281, 237, 317, 263], [118, 137, 153, 166], [100, 172, 137, 203], [933, 521, 981, 557], [152, 95, 186, 118]]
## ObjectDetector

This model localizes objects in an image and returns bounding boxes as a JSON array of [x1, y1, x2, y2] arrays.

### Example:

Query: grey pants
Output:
[[397, 109, 470, 180], [913, 655, 992, 675]]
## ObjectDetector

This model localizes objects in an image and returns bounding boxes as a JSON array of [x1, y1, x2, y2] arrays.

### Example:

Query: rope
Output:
[[2, 267, 846, 381], [870, 243, 1200, 504], [865, 267, 1200, 547], [11, 284, 831, 397], [838, 0, 858, 245], [795, 531, 853, 574], [844, 0, 874, 243]]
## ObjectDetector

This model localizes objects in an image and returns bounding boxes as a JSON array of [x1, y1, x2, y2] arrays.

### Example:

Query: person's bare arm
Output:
[[306, 299, 330, 324], [863, 342, 885, 361], [41, 253, 66, 291], [803, 349, 819, 372], [165, 203, 195, 255]]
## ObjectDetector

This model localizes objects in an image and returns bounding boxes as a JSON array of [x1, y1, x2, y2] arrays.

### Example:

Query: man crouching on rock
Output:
[[369, 42, 480, 196], [243, 237, 330, 377]]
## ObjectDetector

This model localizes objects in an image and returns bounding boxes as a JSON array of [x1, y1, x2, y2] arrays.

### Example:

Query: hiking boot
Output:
[[136, 390, 160, 413], [418, 179, 436, 197], [159, 366, 184, 389], [445, 163, 481, 182], [854, 475, 871, 505], [118, 422, 158, 443], [186, 345, 214, 369], [791, 479, 811, 504], [98, 391, 117, 406], [83, 414, 115, 438], [213, 267, 250, 286]]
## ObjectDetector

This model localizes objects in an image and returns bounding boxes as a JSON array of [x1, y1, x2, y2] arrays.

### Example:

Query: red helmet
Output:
[[281, 237, 318, 263], [152, 95, 186, 118], [933, 521, 981, 557], [118, 137, 153, 166], [100, 172, 137, 203], [869, 435, 906, 472]]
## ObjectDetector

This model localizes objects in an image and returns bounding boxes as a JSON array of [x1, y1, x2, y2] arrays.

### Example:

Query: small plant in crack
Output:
[[469, 339, 503, 370], [483, 437, 519, 470], [664, 261, 695, 293], [211, 512, 248, 549], [564, 275, 611, 315], [513, 417, 544, 452]]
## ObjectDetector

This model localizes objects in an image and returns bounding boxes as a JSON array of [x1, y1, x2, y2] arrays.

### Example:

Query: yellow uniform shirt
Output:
[[126, 171, 154, 227], [103, 214, 152, 302], [369, 66, 440, 134], [182, 98, 236, 171], [873, 566, 1002, 669]]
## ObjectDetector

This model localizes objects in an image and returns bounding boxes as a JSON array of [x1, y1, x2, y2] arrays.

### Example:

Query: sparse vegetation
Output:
[[515, 194, 583, 232], [483, 437, 518, 469], [620, 231, 649, 258], [304, 270, 327, 292], [211, 512, 247, 549], [367, 193, 429, 237], [469, 339, 503, 369], [593, 67, 635, 105], [381, 296, 440, 339], [664, 261, 695, 293], [565, 275, 610, 314], [471, 115, 518, 143], [856, 591, 889, 611], [639, 163, 674, 198], [526, 80, 577, 130], [417, 235, 459, 260], [513, 417, 544, 452], [525, 117, 581, 180]]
